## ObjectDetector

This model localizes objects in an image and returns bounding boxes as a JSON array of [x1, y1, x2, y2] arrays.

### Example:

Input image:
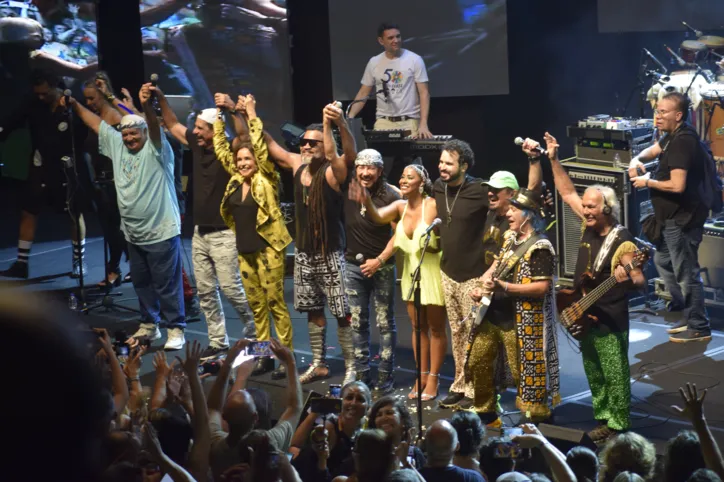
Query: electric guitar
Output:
[[556, 248, 649, 340]]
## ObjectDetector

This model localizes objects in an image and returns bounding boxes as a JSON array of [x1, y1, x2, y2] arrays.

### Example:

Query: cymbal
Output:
[[682, 40, 707, 51], [699, 35, 724, 48]]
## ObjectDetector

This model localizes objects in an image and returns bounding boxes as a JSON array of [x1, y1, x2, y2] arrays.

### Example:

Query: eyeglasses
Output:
[[654, 108, 674, 116], [300, 138, 322, 148]]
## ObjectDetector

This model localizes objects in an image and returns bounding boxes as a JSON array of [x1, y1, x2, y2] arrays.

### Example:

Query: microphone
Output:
[[514, 136, 548, 156], [664, 45, 695, 68], [63, 89, 71, 109], [355, 253, 364, 264], [682, 21, 703, 38], [381, 80, 390, 102], [423, 218, 442, 236], [150, 73, 159, 87], [643, 48, 668, 74]]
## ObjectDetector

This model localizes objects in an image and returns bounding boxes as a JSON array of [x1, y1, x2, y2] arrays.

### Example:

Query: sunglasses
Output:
[[300, 138, 322, 148]]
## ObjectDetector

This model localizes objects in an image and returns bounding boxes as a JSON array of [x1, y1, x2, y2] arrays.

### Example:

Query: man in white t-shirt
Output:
[[348, 22, 432, 139]]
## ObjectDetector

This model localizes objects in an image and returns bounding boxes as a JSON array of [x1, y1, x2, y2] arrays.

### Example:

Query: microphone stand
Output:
[[343, 87, 389, 118], [405, 228, 435, 441]]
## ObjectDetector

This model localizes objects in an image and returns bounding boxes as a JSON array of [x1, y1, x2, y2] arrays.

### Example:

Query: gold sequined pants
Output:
[[441, 272, 481, 398], [469, 320, 519, 413], [238, 245, 293, 349]]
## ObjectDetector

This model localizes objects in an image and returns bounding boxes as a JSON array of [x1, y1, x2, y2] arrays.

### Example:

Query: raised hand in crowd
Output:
[[94, 328, 130, 417], [151, 350, 177, 410], [673, 383, 724, 478], [124, 346, 147, 414], [311, 425, 331, 471], [120, 87, 141, 114], [513, 423, 577, 482]]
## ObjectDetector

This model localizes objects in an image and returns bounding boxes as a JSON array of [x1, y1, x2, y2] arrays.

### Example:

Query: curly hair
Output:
[[664, 430, 705, 482], [442, 138, 475, 169], [599, 432, 657, 482], [367, 396, 414, 437], [450, 411, 485, 456]]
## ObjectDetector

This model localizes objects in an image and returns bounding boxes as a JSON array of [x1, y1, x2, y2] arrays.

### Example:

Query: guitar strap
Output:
[[591, 225, 623, 278], [472, 233, 543, 328]]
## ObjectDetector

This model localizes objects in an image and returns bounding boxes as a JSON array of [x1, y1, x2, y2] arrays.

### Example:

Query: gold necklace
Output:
[[444, 181, 464, 227]]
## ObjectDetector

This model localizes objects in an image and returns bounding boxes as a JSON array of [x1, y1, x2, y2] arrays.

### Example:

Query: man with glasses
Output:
[[629, 92, 711, 343], [264, 103, 359, 385]]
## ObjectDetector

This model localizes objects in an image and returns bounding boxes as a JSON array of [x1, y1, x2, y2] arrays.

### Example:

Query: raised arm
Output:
[[536, 132, 584, 219], [95, 329, 130, 416], [243, 95, 277, 179], [347, 84, 374, 119], [270, 339, 303, 424], [526, 153, 544, 195], [156, 86, 188, 146], [515, 424, 577, 482], [123, 347, 147, 414], [150, 351, 176, 411], [228, 94, 250, 137], [140, 83, 162, 149], [213, 115, 237, 176], [68, 96, 102, 134], [263, 130, 300, 172], [207, 340, 249, 427], [673, 383, 724, 479], [180, 341, 211, 482], [323, 103, 355, 186]]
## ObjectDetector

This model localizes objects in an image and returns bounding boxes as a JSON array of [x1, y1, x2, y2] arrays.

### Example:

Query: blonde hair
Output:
[[586, 184, 620, 222], [599, 432, 657, 482]]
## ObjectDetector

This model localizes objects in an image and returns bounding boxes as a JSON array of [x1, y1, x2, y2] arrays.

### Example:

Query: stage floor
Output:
[[2, 232, 724, 454]]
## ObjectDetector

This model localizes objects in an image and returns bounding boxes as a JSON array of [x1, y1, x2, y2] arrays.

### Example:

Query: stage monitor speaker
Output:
[[538, 423, 597, 453], [555, 157, 650, 281], [699, 223, 724, 290]]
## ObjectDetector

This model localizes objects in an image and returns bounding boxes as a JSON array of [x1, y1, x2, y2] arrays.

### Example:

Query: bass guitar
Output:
[[556, 248, 649, 340]]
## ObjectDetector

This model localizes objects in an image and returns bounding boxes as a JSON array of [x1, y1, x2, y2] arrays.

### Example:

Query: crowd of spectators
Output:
[[4, 291, 724, 482]]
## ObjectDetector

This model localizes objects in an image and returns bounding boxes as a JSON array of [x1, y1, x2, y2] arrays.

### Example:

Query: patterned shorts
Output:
[[293, 248, 350, 319]]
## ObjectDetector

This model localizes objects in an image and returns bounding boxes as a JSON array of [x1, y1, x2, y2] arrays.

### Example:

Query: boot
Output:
[[241, 305, 257, 340], [337, 325, 357, 386], [299, 323, 329, 384]]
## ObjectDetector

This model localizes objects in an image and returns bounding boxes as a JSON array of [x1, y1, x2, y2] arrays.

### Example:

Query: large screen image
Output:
[[139, 0, 293, 133], [328, 0, 509, 100]]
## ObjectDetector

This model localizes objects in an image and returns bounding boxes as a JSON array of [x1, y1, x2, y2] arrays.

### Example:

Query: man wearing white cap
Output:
[[342, 148, 401, 394], [155, 90, 257, 364], [68, 83, 186, 350]]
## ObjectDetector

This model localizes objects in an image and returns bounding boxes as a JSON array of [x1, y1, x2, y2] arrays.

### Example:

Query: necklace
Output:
[[444, 181, 464, 227], [301, 165, 310, 205]]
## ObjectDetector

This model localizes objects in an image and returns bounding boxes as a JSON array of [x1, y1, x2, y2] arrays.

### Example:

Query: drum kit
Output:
[[643, 21, 724, 160]]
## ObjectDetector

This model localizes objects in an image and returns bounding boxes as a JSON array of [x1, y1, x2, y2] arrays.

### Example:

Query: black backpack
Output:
[[698, 139, 723, 214]]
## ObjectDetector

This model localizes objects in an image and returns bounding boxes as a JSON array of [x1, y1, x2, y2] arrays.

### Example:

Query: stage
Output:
[[2, 215, 724, 456]]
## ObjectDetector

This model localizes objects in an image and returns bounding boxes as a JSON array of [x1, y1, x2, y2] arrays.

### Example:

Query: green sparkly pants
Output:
[[580, 327, 631, 430]]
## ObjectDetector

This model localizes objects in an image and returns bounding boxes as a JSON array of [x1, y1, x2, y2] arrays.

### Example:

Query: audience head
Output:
[[148, 407, 193, 467], [246, 387, 272, 430], [425, 419, 459, 467], [0, 292, 111, 481], [528, 475, 552, 482], [237, 430, 282, 482], [223, 389, 258, 436], [599, 432, 657, 482], [368, 395, 414, 444], [565, 446, 599, 482], [497, 473, 532, 482], [480, 437, 515, 481], [340, 380, 372, 426], [103, 430, 142, 468], [450, 410, 485, 457], [387, 469, 421, 482], [353, 429, 396, 482], [613, 472, 646, 482], [688, 469, 723, 482], [664, 430, 706, 482]]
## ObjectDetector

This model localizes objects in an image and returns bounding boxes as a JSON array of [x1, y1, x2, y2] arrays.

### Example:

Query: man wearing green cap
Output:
[[435, 139, 542, 410]]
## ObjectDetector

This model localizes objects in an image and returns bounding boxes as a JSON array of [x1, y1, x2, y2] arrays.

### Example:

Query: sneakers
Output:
[[439, 391, 465, 408], [0, 261, 29, 279], [164, 328, 185, 350], [184, 297, 201, 322], [666, 319, 688, 334], [200, 345, 228, 361], [131, 323, 162, 342], [71, 259, 88, 279], [670, 329, 712, 343]]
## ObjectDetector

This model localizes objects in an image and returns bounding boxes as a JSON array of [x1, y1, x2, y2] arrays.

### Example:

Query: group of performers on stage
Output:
[[1, 21, 713, 446]]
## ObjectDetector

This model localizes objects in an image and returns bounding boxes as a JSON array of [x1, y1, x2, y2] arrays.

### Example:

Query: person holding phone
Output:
[[212, 94, 294, 379]]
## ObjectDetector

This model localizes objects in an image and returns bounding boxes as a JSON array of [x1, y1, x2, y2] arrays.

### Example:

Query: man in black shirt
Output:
[[542, 133, 646, 443], [342, 148, 400, 394], [158, 90, 256, 364], [265, 103, 358, 385], [419, 420, 485, 482], [434, 139, 542, 410], [629, 92, 711, 343], [1, 70, 89, 280]]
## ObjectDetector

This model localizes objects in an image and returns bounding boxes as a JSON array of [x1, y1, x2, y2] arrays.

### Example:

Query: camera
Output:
[[494, 427, 528, 459], [310, 395, 342, 415]]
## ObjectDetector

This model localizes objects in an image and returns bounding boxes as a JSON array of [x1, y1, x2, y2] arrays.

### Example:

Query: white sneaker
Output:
[[164, 328, 185, 351], [131, 323, 161, 341]]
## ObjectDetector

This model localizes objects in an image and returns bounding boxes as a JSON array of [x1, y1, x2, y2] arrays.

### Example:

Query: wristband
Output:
[[128, 376, 140, 382], [528, 156, 540, 164], [376, 256, 385, 266]]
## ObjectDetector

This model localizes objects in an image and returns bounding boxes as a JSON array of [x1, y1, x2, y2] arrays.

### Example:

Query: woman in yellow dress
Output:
[[351, 164, 445, 401], [213, 94, 294, 379]]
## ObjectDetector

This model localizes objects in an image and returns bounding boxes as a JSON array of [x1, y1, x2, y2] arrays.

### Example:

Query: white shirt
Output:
[[361, 49, 428, 118]]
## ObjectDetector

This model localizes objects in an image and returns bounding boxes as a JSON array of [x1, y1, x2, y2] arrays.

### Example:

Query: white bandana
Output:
[[354, 148, 384, 167], [119, 114, 147, 130]]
